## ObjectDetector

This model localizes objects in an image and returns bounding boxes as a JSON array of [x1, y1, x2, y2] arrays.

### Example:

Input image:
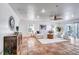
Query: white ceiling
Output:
[[9, 3, 79, 21]]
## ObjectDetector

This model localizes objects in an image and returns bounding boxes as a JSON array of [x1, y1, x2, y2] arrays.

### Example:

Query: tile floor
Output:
[[27, 41, 79, 55], [23, 36, 79, 55]]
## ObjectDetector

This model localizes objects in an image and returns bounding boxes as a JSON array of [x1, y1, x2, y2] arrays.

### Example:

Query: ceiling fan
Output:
[[49, 14, 63, 20], [49, 5, 63, 20]]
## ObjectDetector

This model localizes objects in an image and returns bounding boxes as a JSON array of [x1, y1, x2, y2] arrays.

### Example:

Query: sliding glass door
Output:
[[64, 23, 79, 39]]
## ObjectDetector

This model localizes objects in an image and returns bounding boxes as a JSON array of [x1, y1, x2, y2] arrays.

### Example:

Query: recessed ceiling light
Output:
[[37, 16, 40, 19], [41, 8, 46, 13], [71, 14, 74, 17]]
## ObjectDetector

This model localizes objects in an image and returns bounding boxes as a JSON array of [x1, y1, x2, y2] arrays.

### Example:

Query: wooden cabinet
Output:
[[4, 34, 22, 55]]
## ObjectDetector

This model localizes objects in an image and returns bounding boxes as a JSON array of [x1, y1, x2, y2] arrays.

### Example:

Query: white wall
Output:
[[19, 19, 56, 35], [0, 3, 20, 54]]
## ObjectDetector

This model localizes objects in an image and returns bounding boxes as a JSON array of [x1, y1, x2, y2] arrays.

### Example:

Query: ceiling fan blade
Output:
[[49, 15, 63, 20]]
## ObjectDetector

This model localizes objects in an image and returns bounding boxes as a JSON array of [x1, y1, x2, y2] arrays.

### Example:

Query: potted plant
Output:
[[56, 26, 61, 32]]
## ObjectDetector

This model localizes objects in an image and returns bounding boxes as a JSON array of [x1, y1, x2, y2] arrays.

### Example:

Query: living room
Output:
[[0, 3, 79, 55]]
